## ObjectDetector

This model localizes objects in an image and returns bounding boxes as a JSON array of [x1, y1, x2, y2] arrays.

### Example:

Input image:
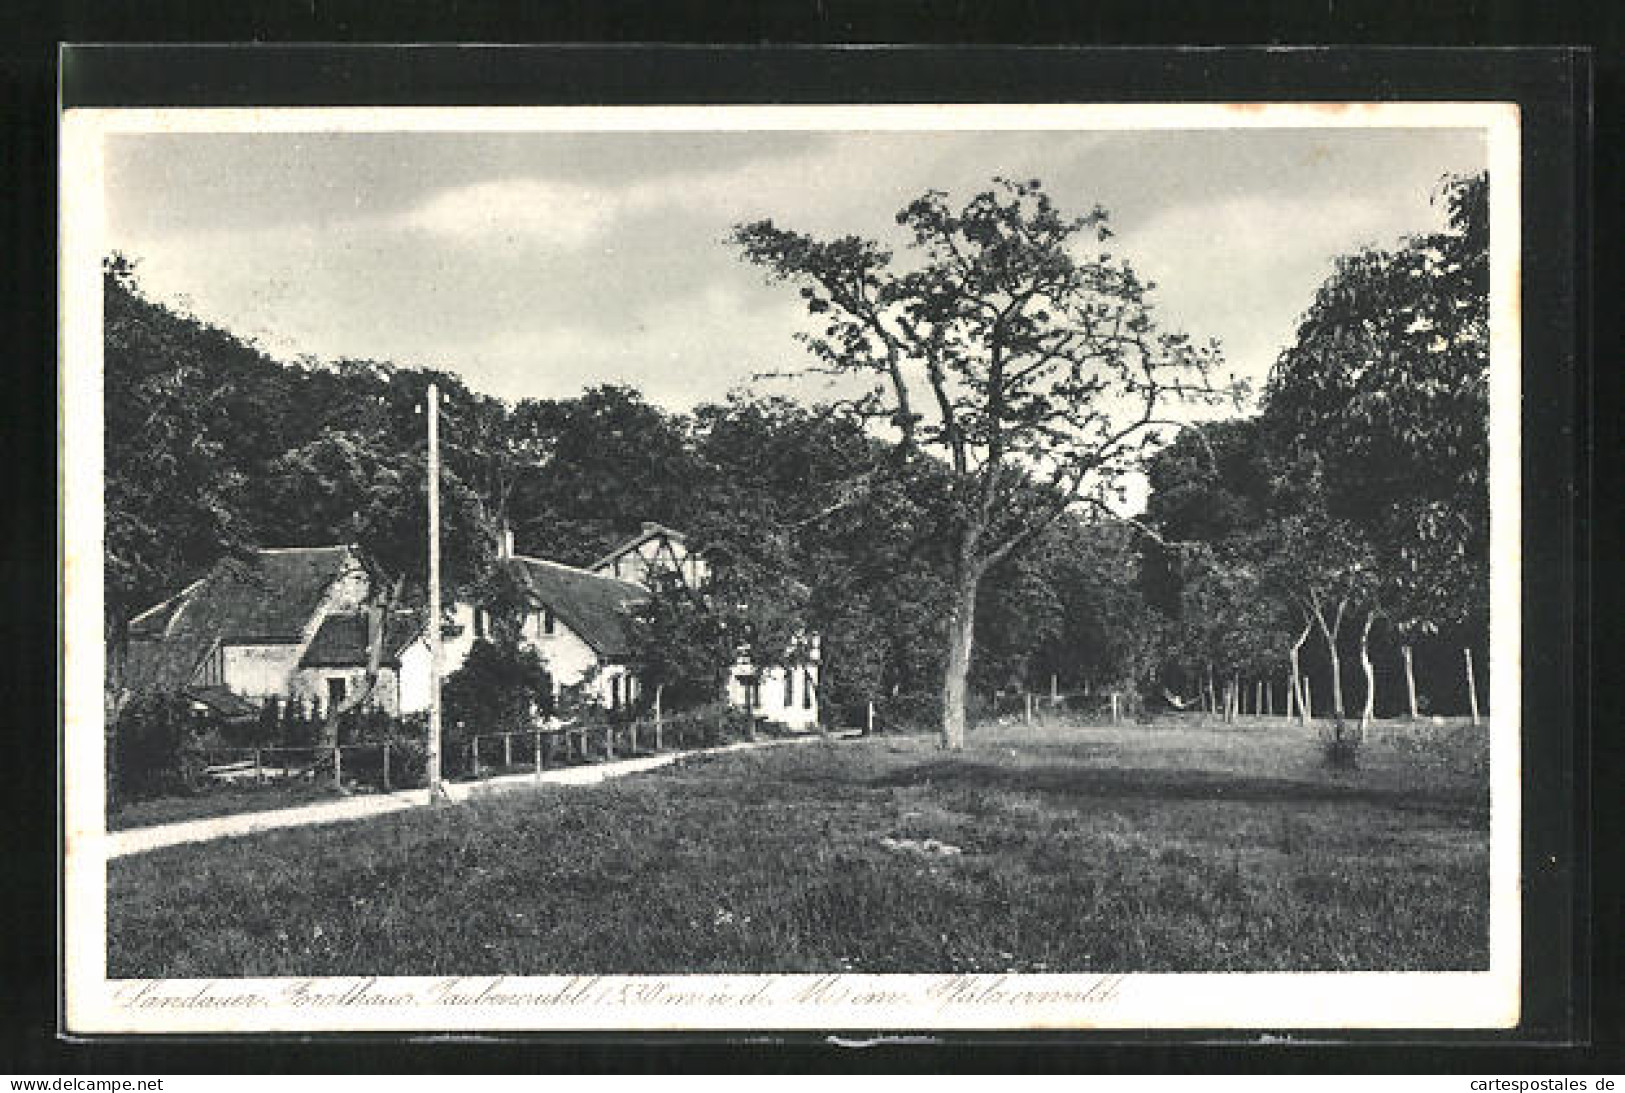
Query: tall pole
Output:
[[427, 383, 444, 798]]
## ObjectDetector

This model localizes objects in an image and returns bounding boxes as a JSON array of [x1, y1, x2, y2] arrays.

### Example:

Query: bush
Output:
[[869, 691, 989, 735], [110, 694, 197, 805], [1319, 718, 1364, 769], [442, 639, 554, 741]]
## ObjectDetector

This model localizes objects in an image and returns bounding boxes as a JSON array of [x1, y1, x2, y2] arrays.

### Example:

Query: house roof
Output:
[[130, 546, 358, 644], [299, 610, 425, 669], [588, 522, 689, 574], [184, 684, 260, 721], [505, 555, 647, 658], [123, 632, 217, 698], [124, 545, 358, 698]]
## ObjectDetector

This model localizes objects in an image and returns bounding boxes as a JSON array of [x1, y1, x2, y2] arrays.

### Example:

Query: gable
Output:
[[588, 522, 706, 589], [123, 545, 361, 698], [505, 556, 647, 658], [300, 610, 425, 669]]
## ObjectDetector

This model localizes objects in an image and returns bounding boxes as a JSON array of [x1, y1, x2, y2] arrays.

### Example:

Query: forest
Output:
[[102, 170, 1490, 743]]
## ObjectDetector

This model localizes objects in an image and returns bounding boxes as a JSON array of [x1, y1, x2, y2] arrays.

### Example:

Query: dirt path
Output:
[[103, 733, 852, 860]]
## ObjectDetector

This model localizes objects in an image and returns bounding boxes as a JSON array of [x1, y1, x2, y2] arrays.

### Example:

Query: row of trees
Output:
[[1138, 173, 1490, 729], [106, 171, 1489, 748], [106, 256, 1157, 735]]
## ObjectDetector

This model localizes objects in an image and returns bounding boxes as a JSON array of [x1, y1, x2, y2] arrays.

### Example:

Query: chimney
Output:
[[498, 522, 514, 560], [641, 521, 660, 535]]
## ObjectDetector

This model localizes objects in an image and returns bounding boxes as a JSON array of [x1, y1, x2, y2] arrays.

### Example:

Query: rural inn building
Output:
[[121, 523, 820, 728]]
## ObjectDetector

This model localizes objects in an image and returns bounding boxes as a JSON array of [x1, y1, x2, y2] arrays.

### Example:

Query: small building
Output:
[[443, 534, 648, 712], [292, 609, 429, 718], [122, 525, 821, 730], [587, 522, 820, 730], [588, 521, 710, 589], [123, 545, 373, 716]]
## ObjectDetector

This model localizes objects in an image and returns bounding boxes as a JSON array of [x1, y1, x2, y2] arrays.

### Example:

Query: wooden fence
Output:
[[187, 708, 774, 795]]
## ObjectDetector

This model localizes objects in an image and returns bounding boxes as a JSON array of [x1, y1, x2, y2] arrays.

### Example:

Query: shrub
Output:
[[869, 691, 989, 735], [110, 694, 197, 805], [442, 639, 554, 741], [1318, 718, 1364, 769]]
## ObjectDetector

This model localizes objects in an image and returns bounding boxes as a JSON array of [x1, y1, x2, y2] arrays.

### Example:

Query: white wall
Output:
[[289, 664, 402, 718], [438, 600, 629, 711], [728, 662, 820, 729], [517, 608, 601, 689], [222, 643, 304, 700], [396, 641, 432, 715]]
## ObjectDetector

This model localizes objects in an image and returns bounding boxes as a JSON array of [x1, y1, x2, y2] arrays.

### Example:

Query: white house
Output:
[[124, 545, 382, 719], [586, 523, 821, 730], [123, 523, 821, 730], [441, 531, 648, 712]]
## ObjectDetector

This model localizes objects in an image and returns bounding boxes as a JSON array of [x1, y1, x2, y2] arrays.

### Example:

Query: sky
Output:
[[104, 126, 1486, 413]]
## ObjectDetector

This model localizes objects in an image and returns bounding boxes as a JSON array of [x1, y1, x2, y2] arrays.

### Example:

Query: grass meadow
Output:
[[106, 716, 1490, 978]]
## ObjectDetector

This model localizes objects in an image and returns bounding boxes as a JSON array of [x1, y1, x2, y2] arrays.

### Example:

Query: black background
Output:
[[5, 7, 1616, 1076]]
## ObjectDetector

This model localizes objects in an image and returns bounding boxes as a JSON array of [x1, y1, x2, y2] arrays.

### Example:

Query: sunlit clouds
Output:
[[105, 126, 1486, 410]]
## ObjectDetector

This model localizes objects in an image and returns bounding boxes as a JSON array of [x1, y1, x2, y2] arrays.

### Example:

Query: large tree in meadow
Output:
[[732, 178, 1226, 747]]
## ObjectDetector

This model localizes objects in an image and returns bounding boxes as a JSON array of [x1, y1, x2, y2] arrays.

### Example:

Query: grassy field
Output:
[[107, 716, 1489, 978], [108, 780, 345, 831]]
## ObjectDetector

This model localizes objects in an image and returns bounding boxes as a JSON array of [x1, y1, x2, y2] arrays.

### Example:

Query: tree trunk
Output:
[[320, 578, 402, 748], [1311, 601, 1346, 720], [1289, 619, 1310, 726], [939, 563, 981, 750], [1401, 644, 1419, 719], [1358, 609, 1377, 731]]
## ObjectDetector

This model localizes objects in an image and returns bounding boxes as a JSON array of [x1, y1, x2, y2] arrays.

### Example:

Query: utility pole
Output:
[[427, 383, 445, 799]]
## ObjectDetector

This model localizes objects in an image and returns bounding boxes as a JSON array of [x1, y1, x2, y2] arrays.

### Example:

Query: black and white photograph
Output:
[[60, 101, 1522, 1033]]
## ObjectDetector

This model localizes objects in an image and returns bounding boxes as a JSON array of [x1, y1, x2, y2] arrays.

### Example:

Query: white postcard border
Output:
[[61, 101, 1523, 1034]]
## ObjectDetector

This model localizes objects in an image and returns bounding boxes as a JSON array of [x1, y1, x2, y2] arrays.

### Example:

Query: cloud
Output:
[[399, 177, 645, 248]]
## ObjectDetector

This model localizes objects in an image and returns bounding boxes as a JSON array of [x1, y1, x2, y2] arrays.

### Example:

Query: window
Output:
[[803, 668, 815, 710], [783, 669, 795, 708], [611, 675, 622, 710], [474, 606, 488, 639], [327, 677, 347, 710], [542, 608, 556, 636]]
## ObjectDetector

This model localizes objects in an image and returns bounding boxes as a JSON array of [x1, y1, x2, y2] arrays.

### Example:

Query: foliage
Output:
[[731, 177, 1227, 745], [1319, 720, 1365, 770], [507, 386, 707, 565], [441, 639, 554, 744], [1263, 172, 1489, 640], [624, 571, 737, 709], [109, 694, 202, 805]]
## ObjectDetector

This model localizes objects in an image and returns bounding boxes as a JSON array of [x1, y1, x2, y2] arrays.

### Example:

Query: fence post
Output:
[[254, 748, 264, 786], [1110, 692, 1120, 724], [606, 722, 615, 761], [534, 731, 542, 778], [503, 733, 512, 770], [866, 700, 875, 736], [630, 719, 639, 754], [382, 743, 391, 791], [1024, 692, 1033, 724], [654, 685, 663, 751], [471, 738, 480, 779], [1464, 647, 1481, 726], [333, 745, 342, 790]]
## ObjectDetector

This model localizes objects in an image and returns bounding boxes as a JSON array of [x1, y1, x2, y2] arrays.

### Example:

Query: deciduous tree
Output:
[[731, 178, 1227, 747]]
